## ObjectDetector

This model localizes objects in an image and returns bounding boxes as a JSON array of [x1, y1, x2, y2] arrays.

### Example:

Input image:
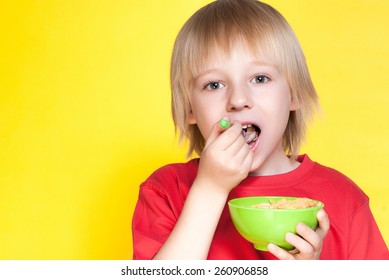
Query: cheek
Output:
[[261, 93, 291, 120], [188, 96, 207, 124], [259, 92, 292, 137], [273, 99, 292, 132], [195, 114, 220, 140], [189, 108, 214, 139], [189, 97, 225, 139], [273, 87, 293, 119]]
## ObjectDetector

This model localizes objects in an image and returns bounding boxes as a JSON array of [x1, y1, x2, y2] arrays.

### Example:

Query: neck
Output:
[[249, 153, 300, 176]]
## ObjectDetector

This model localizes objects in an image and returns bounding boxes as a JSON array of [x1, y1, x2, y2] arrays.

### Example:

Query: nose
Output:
[[227, 86, 253, 111]]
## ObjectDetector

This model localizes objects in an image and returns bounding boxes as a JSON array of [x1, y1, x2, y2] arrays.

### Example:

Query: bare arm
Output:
[[153, 120, 253, 259], [153, 179, 228, 259]]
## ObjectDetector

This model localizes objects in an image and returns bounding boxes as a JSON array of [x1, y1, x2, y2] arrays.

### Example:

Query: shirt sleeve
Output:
[[131, 184, 177, 260], [348, 201, 389, 259]]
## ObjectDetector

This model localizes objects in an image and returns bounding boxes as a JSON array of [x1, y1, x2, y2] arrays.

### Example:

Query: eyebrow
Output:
[[194, 68, 220, 79], [195, 61, 278, 78]]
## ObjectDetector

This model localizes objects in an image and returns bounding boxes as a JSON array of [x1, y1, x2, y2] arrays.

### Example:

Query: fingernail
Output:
[[285, 232, 294, 241], [219, 119, 231, 129]]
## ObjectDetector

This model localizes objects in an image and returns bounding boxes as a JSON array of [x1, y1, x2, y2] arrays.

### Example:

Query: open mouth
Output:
[[241, 124, 261, 147]]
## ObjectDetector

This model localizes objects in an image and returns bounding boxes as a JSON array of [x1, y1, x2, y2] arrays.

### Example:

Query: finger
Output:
[[267, 243, 295, 260], [286, 227, 316, 257], [240, 151, 254, 174], [299, 223, 321, 247], [203, 118, 233, 149], [224, 128, 247, 155], [291, 211, 330, 252], [233, 138, 252, 161], [316, 209, 330, 238], [229, 140, 253, 175], [216, 121, 243, 150]]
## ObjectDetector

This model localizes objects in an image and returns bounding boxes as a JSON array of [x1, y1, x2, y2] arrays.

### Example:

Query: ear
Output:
[[188, 109, 197, 124], [290, 94, 300, 111]]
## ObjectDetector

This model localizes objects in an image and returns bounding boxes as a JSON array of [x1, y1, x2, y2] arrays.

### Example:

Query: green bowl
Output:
[[228, 196, 324, 251]]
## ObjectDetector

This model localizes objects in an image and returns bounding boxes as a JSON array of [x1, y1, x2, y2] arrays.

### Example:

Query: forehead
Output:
[[191, 39, 277, 78], [199, 45, 277, 74], [177, 0, 296, 81]]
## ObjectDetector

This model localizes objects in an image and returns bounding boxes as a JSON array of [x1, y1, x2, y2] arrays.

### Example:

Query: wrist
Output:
[[192, 177, 232, 198]]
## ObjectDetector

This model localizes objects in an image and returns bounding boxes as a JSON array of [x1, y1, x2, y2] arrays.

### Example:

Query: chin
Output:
[[248, 157, 265, 175]]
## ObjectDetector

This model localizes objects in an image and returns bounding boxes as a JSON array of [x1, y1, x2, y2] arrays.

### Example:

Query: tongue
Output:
[[243, 130, 257, 144]]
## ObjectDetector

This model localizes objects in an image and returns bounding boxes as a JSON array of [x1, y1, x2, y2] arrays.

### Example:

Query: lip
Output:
[[239, 120, 260, 128], [248, 131, 260, 151]]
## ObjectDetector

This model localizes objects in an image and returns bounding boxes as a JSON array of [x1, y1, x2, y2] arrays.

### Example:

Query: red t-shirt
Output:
[[132, 155, 389, 259]]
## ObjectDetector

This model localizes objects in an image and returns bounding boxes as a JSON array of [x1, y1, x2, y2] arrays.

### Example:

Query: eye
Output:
[[203, 81, 224, 91], [251, 75, 270, 84]]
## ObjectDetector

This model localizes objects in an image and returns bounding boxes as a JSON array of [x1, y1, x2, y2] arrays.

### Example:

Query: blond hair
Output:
[[171, 0, 319, 158]]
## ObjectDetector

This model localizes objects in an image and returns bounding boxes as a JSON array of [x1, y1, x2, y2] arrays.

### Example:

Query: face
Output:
[[188, 45, 298, 175]]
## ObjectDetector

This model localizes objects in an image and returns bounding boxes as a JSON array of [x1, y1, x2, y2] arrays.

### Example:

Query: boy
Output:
[[132, 0, 389, 259]]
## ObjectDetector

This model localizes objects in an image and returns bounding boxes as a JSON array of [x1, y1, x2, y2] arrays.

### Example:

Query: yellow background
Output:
[[0, 0, 388, 259]]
